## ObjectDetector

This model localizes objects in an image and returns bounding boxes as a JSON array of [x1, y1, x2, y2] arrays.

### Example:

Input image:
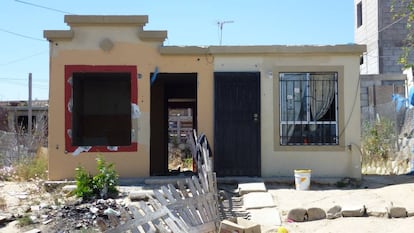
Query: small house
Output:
[[44, 15, 365, 180]]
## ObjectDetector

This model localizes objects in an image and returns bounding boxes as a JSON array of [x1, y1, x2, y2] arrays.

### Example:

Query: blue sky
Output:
[[0, 0, 355, 101]]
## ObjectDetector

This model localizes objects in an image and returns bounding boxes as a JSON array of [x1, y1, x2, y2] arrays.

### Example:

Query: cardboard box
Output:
[[219, 217, 261, 233]]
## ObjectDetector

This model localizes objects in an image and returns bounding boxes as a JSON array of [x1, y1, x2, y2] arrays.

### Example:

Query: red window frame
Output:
[[64, 65, 138, 153]]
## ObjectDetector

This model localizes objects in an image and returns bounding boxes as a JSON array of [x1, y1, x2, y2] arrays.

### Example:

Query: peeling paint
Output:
[[67, 97, 73, 113], [131, 103, 140, 119], [67, 129, 72, 138], [72, 146, 92, 156], [107, 146, 118, 151]]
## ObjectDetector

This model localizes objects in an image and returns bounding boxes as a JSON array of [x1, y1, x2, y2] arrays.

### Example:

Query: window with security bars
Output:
[[279, 72, 338, 145]]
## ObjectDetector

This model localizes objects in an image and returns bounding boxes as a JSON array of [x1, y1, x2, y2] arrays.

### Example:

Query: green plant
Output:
[[182, 158, 193, 170], [74, 156, 119, 199], [13, 154, 48, 181], [361, 117, 396, 164], [92, 156, 119, 198], [18, 215, 34, 227], [74, 166, 94, 199]]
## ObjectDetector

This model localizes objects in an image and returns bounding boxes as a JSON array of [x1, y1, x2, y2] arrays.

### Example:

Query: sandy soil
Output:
[[1, 175, 414, 233], [267, 175, 414, 233]]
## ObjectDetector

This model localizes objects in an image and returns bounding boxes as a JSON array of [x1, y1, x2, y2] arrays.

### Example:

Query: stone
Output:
[[243, 192, 276, 209], [61, 185, 77, 194], [31, 205, 40, 211], [327, 205, 342, 219], [238, 182, 267, 195], [406, 207, 414, 217], [341, 205, 365, 217], [42, 219, 53, 225], [387, 206, 407, 218], [24, 229, 41, 233], [129, 190, 153, 201], [307, 207, 326, 221], [287, 208, 307, 222]]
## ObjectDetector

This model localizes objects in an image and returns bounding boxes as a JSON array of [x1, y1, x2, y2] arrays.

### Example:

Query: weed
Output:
[[74, 166, 94, 198], [13, 155, 48, 181], [17, 215, 34, 227], [361, 117, 396, 165], [74, 155, 119, 199]]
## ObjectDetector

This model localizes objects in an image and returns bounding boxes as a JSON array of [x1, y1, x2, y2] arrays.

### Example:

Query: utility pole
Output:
[[218, 20, 234, 45], [28, 73, 32, 137]]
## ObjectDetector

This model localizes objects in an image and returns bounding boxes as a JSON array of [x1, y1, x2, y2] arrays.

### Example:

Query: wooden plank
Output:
[[129, 205, 155, 233], [167, 183, 202, 226]]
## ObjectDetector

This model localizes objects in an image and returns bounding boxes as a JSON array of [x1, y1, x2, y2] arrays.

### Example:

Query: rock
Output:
[[42, 219, 53, 225], [129, 191, 153, 201], [406, 207, 414, 217], [61, 185, 77, 194], [307, 207, 326, 221], [40, 203, 49, 209], [287, 208, 307, 222], [31, 205, 40, 211], [341, 205, 365, 217], [24, 229, 41, 233], [387, 206, 407, 218], [104, 207, 120, 216], [327, 205, 342, 219], [89, 206, 99, 214]]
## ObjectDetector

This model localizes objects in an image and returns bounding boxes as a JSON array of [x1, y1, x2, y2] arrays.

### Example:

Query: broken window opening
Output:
[[71, 72, 131, 147]]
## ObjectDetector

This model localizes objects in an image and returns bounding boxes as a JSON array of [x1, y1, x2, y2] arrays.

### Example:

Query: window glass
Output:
[[279, 72, 338, 145], [357, 2, 363, 27]]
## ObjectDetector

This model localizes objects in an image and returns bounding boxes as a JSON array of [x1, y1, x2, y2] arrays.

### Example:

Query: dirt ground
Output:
[[267, 175, 414, 233], [1, 175, 414, 233]]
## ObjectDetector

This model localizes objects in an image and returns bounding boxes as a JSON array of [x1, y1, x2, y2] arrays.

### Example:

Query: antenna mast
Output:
[[218, 20, 234, 45]]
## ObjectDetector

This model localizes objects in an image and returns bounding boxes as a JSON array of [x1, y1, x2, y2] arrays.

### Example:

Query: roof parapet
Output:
[[64, 15, 149, 27]]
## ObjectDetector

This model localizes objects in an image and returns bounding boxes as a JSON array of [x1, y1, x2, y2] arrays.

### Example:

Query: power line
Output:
[[0, 28, 44, 42], [14, 0, 74, 14], [0, 50, 47, 66]]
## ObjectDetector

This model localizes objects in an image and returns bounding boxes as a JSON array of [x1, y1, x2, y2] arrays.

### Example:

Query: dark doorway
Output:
[[150, 73, 197, 176], [214, 72, 261, 176]]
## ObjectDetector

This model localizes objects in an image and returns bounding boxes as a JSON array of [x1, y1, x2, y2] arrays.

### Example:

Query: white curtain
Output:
[[309, 74, 335, 121]]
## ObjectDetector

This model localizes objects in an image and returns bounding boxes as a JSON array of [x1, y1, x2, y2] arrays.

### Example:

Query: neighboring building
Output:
[[44, 15, 365, 180], [0, 100, 48, 134], [355, 0, 414, 74]]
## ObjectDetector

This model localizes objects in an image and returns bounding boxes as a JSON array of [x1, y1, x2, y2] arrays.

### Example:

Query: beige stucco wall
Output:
[[47, 25, 213, 180], [215, 53, 362, 179], [46, 15, 365, 180]]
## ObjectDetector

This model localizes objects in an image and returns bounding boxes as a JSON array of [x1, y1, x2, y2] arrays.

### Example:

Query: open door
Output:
[[150, 73, 197, 176]]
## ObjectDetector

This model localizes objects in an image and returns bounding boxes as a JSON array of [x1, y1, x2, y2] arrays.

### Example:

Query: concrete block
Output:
[[341, 205, 366, 217], [287, 208, 307, 222], [238, 182, 267, 195], [243, 192, 275, 210], [326, 205, 342, 219], [307, 207, 326, 221]]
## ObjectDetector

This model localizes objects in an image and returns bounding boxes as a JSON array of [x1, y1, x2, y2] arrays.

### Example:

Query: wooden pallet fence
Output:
[[104, 199, 191, 233], [153, 176, 219, 233]]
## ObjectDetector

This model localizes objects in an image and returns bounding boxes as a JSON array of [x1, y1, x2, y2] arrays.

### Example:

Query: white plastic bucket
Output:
[[294, 169, 311, 190]]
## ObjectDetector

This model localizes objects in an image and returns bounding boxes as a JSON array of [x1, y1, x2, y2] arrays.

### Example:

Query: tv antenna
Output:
[[217, 20, 234, 45]]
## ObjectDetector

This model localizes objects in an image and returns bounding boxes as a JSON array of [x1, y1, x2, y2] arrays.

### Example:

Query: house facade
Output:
[[44, 15, 365, 180]]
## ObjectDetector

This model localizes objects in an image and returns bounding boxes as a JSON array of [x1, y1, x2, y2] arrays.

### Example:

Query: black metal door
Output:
[[214, 72, 260, 176]]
